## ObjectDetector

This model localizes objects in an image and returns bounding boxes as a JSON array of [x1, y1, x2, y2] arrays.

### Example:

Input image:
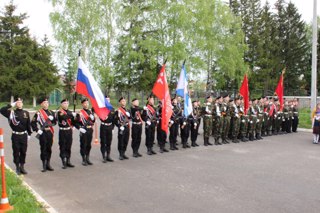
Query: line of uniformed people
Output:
[[0, 94, 299, 175]]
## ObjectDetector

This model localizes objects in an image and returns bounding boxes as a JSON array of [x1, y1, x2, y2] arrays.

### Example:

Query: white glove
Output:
[[257, 119, 260, 123], [11, 102, 16, 107], [170, 120, 174, 124], [146, 121, 151, 125], [79, 128, 86, 133], [72, 112, 77, 117], [120, 126, 125, 131], [250, 121, 253, 124], [183, 122, 186, 125], [48, 115, 54, 121], [125, 112, 130, 117], [37, 130, 43, 135], [194, 123, 197, 126], [27, 135, 30, 141], [72, 127, 76, 131], [282, 119, 285, 121], [90, 114, 94, 120], [242, 120, 245, 123], [143, 106, 148, 110]]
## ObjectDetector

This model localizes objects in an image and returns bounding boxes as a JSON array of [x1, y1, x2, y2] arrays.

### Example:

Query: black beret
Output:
[[216, 96, 221, 99], [206, 95, 211, 100], [105, 95, 110, 98], [81, 98, 89, 103], [60, 98, 68, 103], [223, 93, 229, 98], [234, 97, 240, 101], [268, 97, 273, 100], [251, 98, 256, 102], [118, 97, 125, 102], [257, 97, 262, 101], [274, 98, 278, 101], [38, 97, 49, 104], [15, 97, 23, 102], [147, 94, 154, 100], [192, 100, 197, 104], [132, 98, 137, 102], [229, 99, 234, 102], [261, 96, 265, 99]]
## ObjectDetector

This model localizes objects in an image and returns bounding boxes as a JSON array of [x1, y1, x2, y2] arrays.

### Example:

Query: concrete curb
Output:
[[4, 164, 58, 213], [297, 128, 312, 133]]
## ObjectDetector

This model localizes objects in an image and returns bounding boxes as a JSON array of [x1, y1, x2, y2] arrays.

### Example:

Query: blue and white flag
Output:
[[176, 63, 192, 117]]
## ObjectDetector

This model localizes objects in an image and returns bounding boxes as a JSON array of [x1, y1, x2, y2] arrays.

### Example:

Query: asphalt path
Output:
[[1, 114, 320, 213]]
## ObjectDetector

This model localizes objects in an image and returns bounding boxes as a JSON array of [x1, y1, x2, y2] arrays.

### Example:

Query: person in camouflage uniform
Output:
[[238, 97, 249, 142], [221, 94, 231, 144], [213, 96, 223, 145], [247, 99, 257, 141], [229, 98, 240, 143], [202, 96, 213, 146], [274, 98, 283, 135], [261, 97, 269, 137], [254, 98, 263, 140], [281, 100, 289, 134], [291, 98, 299, 133], [267, 97, 276, 136]]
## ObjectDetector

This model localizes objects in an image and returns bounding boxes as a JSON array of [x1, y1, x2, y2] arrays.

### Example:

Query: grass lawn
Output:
[[299, 108, 312, 129], [0, 168, 46, 213]]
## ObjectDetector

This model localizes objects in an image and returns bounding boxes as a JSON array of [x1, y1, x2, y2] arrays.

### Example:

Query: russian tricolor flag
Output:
[[76, 57, 113, 119]]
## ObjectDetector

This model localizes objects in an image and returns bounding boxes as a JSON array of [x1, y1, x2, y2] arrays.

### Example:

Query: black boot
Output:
[[66, 158, 75, 167], [133, 151, 139, 158], [137, 151, 142, 157], [62, 158, 67, 169], [194, 141, 199, 146], [123, 152, 129, 159], [214, 137, 221, 145], [20, 164, 28, 175], [86, 155, 93, 165], [42, 160, 47, 172], [204, 137, 208, 146], [119, 152, 124, 160], [46, 160, 54, 171], [170, 143, 175, 150], [147, 148, 152, 155], [15, 164, 21, 175], [249, 133, 254, 141], [82, 156, 88, 166], [151, 148, 157, 155], [102, 152, 107, 163], [106, 152, 114, 162]]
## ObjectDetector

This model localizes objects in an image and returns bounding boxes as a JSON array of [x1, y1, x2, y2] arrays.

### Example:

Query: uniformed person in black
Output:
[[100, 95, 115, 163], [31, 97, 56, 172], [189, 100, 200, 147], [157, 101, 169, 153], [114, 97, 131, 160], [292, 98, 299, 132], [75, 98, 95, 165], [130, 98, 143, 157], [169, 97, 181, 150], [142, 95, 157, 155], [56, 99, 76, 169], [0, 97, 32, 175]]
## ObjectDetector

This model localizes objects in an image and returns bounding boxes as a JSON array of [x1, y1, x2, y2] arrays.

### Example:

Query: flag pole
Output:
[[74, 49, 81, 112], [311, 0, 318, 112]]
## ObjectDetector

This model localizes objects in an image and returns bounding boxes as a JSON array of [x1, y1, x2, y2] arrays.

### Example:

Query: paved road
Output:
[[1, 114, 320, 213]]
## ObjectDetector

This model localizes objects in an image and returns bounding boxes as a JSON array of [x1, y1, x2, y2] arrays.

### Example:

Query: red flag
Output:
[[152, 64, 173, 134], [275, 72, 284, 111], [239, 74, 249, 115]]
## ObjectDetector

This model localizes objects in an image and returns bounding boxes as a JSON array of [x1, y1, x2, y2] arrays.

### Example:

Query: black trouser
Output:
[[292, 116, 299, 132], [80, 128, 93, 156], [11, 133, 28, 165], [100, 125, 113, 155], [190, 124, 198, 142], [39, 130, 53, 161], [157, 124, 167, 148], [145, 124, 156, 149], [59, 129, 73, 159], [169, 123, 179, 145], [118, 126, 129, 154], [180, 125, 190, 145], [286, 118, 292, 133], [131, 124, 142, 153]]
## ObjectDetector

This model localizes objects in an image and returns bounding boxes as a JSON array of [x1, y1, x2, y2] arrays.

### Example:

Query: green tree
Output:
[[0, 3, 59, 99]]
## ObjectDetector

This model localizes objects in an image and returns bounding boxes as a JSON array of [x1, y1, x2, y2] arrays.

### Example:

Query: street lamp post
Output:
[[311, 0, 318, 111]]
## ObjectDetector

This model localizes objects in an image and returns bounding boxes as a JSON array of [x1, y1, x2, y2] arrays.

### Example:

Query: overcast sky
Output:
[[0, 0, 318, 42]]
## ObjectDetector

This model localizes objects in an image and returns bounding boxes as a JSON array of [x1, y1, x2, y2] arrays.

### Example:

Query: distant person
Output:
[[311, 103, 320, 144]]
